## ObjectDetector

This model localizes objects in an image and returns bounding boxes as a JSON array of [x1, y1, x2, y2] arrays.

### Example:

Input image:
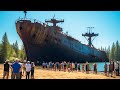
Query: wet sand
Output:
[[0, 64, 120, 79]]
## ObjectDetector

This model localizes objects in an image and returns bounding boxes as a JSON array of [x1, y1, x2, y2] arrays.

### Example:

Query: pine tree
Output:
[[12, 43, 15, 50], [114, 41, 119, 61], [20, 44, 26, 60], [9, 45, 15, 57], [12, 43, 16, 57], [106, 46, 110, 59], [14, 40, 19, 58], [110, 42, 115, 61], [107, 46, 111, 59], [1, 32, 10, 62]]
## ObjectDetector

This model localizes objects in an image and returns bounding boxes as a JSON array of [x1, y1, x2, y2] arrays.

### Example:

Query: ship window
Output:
[[19, 26, 22, 30]]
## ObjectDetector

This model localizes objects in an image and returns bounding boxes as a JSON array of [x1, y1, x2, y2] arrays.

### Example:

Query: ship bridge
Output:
[[45, 16, 64, 32]]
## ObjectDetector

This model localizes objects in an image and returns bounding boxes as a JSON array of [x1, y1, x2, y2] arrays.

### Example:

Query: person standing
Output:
[[109, 61, 113, 77], [11, 59, 21, 79], [72, 62, 75, 71], [64, 61, 67, 72], [78, 63, 81, 72], [61, 62, 64, 71], [25, 61, 31, 79], [77, 63, 79, 72], [82, 63, 85, 73], [19, 60, 23, 79], [70, 63, 72, 72], [112, 61, 115, 77], [117, 61, 119, 76], [86, 61, 89, 74], [93, 63, 97, 74], [10, 61, 15, 79], [54, 63, 56, 71], [115, 61, 119, 76], [58, 62, 61, 71], [3, 60, 10, 79], [104, 62, 108, 76], [22, 61, 26, 76], [75, 62, 77, 71], [67, 62, 70, 72], [31, 62, 35, 79]]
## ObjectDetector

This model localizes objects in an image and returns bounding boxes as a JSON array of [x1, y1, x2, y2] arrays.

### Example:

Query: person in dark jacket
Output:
[[104, 62, 108, 76], [3, 60, 10, 79], [109, 61, 113, 77], [31, 62, 35, 79]]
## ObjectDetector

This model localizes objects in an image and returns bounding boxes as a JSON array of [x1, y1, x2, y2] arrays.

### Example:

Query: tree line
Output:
[[0, 32, 26, 63], [100, 40, 120, 61]]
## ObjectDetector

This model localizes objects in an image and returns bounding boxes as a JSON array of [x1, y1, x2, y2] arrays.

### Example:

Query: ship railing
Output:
[[16, 18, 48, 25]]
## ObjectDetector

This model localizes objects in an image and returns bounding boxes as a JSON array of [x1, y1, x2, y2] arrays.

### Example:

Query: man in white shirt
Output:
[[25, 61, 31, 79]]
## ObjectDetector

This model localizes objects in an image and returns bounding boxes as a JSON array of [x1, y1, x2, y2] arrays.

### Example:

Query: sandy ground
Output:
[[0, 64, 120, 79]]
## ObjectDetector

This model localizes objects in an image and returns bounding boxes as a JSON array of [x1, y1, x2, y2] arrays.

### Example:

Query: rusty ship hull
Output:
[[16, 19, 109, 64]]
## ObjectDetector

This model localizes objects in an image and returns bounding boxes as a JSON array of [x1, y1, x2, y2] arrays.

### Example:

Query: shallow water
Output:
[[80, 62, 109, 72]]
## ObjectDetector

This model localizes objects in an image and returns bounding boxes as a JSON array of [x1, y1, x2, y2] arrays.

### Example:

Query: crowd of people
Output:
[[104, 61, 119, 77], [42, 61, 97, 74], [3, 59, 35, 79], [42, 60, 120, 77], [2, 59, 120, 79]]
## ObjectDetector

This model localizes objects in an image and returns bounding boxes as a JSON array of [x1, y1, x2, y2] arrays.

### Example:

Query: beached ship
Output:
[[15, 12, 109, 64]]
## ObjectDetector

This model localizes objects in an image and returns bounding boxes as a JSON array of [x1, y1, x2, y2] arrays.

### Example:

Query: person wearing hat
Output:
[[3, 60, 10, 79], [11, 59, 21, 79], [25, 61, 31, 79]]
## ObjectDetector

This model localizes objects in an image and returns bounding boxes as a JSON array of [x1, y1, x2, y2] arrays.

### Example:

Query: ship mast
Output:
[[45, 15, 64, 26], [24, 11, 27, 19], [82, 27, 98, 47]]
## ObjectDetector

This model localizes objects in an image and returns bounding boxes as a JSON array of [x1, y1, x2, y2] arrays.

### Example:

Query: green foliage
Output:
[[107, 46, 111, 59], [14, 40, 19, 57], [110, 42, 115, 61], [0, 32, 26, 63], [0, 32, 10, 62], [108, 41, 120, 61], [20, 44, 26, 60], [114, 41, 120, 61]]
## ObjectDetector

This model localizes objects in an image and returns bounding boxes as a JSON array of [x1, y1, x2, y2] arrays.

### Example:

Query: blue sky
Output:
[[0, 11, 120, 49]]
